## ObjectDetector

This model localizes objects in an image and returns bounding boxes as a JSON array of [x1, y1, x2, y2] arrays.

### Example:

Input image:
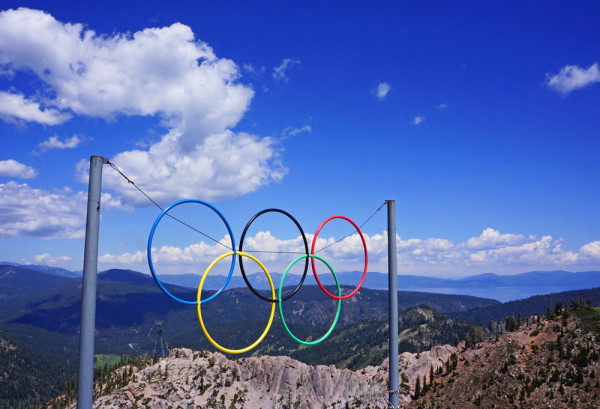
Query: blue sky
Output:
[[0, 1, 599, 279]]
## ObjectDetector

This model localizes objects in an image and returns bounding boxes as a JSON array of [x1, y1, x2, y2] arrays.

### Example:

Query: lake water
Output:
[[414, 286, 588, 303]]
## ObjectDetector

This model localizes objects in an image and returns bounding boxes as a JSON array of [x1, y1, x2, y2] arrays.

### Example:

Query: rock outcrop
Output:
[[60, 343, 461, 408], [73, 348, 389, 408]]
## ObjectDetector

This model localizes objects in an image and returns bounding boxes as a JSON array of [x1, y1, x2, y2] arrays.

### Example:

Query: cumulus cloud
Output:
[[580, 241, 600, 260], [99, 230, 370, 274], [0, 159, 37, 178], [467, 236, 578, 266], [0, 181, 122, 239], [37, 134, 82, 152], [546, 63, 600, 94], [412, 116, 425, 125], [34, 253, 72, 264], [89, 130, 286, 206], [99, 250, 146, 266], [272, 58, 300, 82], [0, 8, 285, 207], [47, 227, 600, 276], [463, 228, 527, 250], [0, 91, 70, 125], [0, 9, 251, 125], [374, 82, 391, 100]]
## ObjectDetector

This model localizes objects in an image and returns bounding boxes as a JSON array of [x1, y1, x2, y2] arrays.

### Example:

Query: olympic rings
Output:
[[239, 208, 309, 303], [148, 199, 370, 353], [147, 199, 236, 305], [197, 251, 276, 354], [311, 215, 368, 300], [278, 255, 341, 345]]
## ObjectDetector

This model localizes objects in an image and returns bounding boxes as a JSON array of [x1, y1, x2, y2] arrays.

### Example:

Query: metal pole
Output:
[[77, 156, 106, 409], [387, 200, 399, 408]]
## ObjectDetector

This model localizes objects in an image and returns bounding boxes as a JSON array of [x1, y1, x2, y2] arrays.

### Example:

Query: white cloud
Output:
[[546, 63, 600, 94], [0, 181, 86, 239], [0, 91, 70, 125], [467, 235, 578, 266], [374, 82, 391, 100], [463, 228, 527, 250], [34, 253, 72, 264], [272, 58, 300, 82], [412, 116, 425, 125], [99, 250, 146, 265], [37, 134, 82, 151], [0, 8, 284, 207], [89, 130, 286, 206], [0, 9, 251, 125], [0, 159, 37, 179], [580, 241, 600, 260], [70, 226, 600, 276], [282, 125, 311, 138], [437, 103, 447, 110], [389, 229, 593, 275], [0, 181, 122, 239], [242, 63, 265, 75]]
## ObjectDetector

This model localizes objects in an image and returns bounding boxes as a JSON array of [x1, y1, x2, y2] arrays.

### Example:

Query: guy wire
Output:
[[107, 161, 232, 251], [107, 161, 385, 255], [313, 201, 386, 254]]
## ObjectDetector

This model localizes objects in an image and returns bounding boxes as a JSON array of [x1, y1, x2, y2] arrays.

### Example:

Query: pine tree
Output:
[[555, 301, 563, 316], [414, 376, 421, 399], [430, 365, 435, 386]]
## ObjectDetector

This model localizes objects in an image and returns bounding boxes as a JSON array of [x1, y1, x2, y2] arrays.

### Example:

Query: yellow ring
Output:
[[197, 251, 276, 354]]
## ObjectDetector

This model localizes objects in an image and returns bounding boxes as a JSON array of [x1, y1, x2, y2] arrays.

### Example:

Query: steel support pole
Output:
[[77, 156, 106, 409], [387, 200, 399, 408]]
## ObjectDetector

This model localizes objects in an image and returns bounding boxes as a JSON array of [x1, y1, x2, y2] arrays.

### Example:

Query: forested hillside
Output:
[[454, 287, 600, 324], [0, 331, 70, 409]]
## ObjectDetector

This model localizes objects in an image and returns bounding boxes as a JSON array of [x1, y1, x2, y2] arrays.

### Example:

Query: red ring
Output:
[[310, 215, 368, 300]]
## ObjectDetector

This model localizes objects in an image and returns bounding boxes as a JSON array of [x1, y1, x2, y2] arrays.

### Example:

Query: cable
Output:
[[107, 161, 385, 255], [313, 201, 386, 254], [107, 161, 231, 251]]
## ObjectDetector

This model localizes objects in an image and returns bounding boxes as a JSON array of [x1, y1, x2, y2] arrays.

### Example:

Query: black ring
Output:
[[239, 208, 309, 303]]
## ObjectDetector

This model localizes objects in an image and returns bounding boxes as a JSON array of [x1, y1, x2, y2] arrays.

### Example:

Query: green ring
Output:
[[278, 254, 341, 345]]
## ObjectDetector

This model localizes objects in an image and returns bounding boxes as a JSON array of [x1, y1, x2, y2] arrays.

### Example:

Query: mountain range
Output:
[[3, 261, 600, 302]]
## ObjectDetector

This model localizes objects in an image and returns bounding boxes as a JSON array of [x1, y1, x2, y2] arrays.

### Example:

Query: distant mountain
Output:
[[0, 265, 78, 309], [8, 262, 600, 301], [353, 270, 600, 290], [158, 269, 600, 295], [98, 268, 158, 286], [0, 261, 80, 277], [460, 270, 600, 288]]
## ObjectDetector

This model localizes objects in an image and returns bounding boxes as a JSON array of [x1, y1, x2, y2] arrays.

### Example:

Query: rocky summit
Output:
[[54, 344, 457, 409], [65, 349, 388, 409]]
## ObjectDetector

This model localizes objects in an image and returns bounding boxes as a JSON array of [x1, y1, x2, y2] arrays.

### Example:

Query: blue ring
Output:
[[147, 199, 236, 305]]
